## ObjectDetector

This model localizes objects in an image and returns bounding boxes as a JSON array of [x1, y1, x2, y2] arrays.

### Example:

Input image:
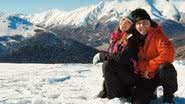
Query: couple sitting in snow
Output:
[[93, 8, 177, 104]]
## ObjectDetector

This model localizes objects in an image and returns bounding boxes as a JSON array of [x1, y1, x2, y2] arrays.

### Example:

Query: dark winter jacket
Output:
[[99, 30, 142, 67]]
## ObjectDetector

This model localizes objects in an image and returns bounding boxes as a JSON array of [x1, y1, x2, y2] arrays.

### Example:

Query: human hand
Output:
[[141, 71, 151, 79]]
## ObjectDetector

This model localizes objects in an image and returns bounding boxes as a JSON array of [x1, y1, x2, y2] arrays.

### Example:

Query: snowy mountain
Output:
[[0, 14, 97, 63], [0, 1, 185, 103], [22, 0, 185, 59], [0, 0, 185, 62], [23, 0, 185, 45], [25, 0, 185, 27]]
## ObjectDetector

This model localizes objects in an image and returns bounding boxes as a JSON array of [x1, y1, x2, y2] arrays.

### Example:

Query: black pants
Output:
[[133, 63, 178, 104], [102, 61, 136, 99]]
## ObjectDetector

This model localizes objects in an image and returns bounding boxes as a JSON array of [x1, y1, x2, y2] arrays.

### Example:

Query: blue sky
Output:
[[0, 0, 98, 14]]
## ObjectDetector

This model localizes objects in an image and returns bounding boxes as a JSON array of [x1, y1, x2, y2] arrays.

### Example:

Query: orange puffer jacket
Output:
[[138, 26, 175, 77]]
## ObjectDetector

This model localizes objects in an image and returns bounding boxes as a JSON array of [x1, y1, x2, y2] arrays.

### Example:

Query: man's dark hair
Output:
[[131, 8, 158, 27]]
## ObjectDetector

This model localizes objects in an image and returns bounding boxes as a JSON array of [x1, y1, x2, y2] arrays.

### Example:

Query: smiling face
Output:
[[119, 17, 132, 32], [135, 19, 151, 36]]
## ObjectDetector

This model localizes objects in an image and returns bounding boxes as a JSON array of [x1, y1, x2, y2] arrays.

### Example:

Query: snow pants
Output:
[[133, 62, 178, 104], [102, 61, 136, 99]]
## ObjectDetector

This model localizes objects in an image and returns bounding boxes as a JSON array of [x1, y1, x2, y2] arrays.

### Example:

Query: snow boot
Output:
[[163, 94, 175, 104], [97, 90, 107, 98], [97, 80, 107, 98]]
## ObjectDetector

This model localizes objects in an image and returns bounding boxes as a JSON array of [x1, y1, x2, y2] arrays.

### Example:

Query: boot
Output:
[[97, 90, 107, 98], [163, 94, 175, 104], [97, 80, 107, 98]]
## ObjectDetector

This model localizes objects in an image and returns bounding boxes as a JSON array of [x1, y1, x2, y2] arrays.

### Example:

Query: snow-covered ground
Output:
[[0, 61, 185, 104]]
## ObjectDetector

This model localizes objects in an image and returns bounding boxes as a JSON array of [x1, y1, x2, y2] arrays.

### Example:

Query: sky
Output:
[[0, 0, 98, 14]]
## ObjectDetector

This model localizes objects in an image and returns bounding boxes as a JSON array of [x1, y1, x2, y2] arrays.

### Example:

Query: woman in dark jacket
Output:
[[93, 12, 142, 100]]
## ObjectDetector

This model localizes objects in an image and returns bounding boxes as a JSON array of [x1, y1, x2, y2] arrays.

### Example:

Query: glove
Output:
[[93, 53, 101, 65]]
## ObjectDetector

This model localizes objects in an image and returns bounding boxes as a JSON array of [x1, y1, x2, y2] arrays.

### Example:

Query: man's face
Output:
[[135, 19, 151, 36], [119, 17, 132, 32]]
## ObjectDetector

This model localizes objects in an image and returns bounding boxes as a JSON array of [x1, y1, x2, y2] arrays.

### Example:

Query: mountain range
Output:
[[0, 0, 185, 62]]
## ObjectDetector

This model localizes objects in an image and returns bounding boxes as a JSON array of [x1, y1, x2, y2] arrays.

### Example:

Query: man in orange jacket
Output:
[[131, 8, 178, 104]]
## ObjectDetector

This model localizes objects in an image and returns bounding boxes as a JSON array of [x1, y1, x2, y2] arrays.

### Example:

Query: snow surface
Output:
[[0, 61, 185, 104]]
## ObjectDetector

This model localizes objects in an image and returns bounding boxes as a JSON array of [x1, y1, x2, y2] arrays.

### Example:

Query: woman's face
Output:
[[119, 17, 132, 32], [135, 19, 151, 36]]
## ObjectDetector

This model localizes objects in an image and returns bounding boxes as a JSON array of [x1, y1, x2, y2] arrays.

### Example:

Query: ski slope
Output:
[[0, 61, 185, 104]]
